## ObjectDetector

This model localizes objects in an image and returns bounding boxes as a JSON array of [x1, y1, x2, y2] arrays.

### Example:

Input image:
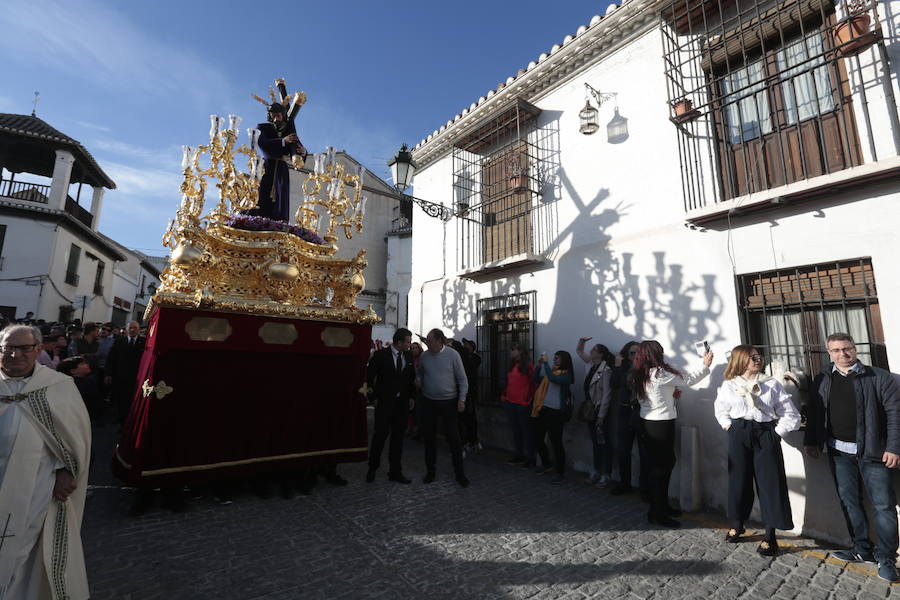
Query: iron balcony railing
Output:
[[660, 0, 892, 212], [0, 178, 50, 203]]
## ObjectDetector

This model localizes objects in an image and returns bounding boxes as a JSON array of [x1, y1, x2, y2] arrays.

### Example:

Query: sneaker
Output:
[[878, 562, 900, 583], [587, 472, 602, 484], [550, 475, 565, 485], [831, 549, 877, 564], [507, 456, 525, 465], [595, 474, 612, 488], [536, 465, 554, 475]]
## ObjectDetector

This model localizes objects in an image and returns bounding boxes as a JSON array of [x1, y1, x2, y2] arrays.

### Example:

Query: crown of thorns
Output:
[[252, 78, 306, 122]]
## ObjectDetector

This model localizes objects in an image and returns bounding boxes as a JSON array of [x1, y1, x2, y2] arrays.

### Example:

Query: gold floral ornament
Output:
[[298, 146, 368, 244], [142, 379, 175, 400], [152, 79, 379, 325]]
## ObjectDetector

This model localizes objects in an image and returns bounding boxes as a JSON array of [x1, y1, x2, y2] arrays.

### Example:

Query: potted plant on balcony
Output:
[[506, 155, 529, 193], [671, 97, 694, 117], [834, 0, 875, 56]]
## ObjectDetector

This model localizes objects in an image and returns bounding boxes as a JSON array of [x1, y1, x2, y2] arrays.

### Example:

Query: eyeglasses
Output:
[[1, 344, 38, 355], [828, 346, 856, 355], [749, 355, 763, 363]]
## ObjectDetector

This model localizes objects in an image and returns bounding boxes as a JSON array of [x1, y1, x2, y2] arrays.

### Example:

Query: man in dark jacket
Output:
[[804, 333, 900, 582], [365, 327, 416, 483], [105, 320, 145, 423]]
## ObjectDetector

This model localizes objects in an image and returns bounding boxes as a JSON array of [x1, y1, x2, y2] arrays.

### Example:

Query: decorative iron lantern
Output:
[[579, 100, 600, 135], [388, 144, 418, 192]]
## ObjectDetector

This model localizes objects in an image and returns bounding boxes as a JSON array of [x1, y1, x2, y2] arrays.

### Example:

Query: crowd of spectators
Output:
[[0, 312, 146, 426]]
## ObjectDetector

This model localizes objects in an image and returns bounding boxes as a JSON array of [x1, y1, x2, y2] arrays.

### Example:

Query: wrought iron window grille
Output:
[[736, 257, 887, 377], [452, 99, 558, 271], [476, 291, 537, 406], [660, 0, 887, 212]]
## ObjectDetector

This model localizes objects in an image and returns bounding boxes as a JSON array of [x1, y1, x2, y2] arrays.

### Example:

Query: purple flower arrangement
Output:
[[224, 213, 325, 245]]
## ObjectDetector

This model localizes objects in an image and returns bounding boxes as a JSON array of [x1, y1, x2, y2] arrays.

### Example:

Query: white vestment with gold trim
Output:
[[0, 364, 91, 600]]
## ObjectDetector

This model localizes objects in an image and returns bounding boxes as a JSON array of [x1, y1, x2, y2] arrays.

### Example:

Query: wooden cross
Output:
[[0, 513, 14, 553]]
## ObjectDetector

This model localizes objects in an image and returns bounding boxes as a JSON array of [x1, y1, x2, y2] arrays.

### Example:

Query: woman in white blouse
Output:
[[714, 345, 800, 556], [631, 340, 713, 528]]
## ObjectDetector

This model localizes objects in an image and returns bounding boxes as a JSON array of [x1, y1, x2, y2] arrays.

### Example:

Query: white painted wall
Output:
[[385, 233, 412, 331], [0, 214, 55, 318], [43, 227, 117, 323], [408, 14, 900, 545]]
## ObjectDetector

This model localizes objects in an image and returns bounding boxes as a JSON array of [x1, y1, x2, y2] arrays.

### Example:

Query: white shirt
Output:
[[639, 366, 710, 421], [714, 375, 801, 438]]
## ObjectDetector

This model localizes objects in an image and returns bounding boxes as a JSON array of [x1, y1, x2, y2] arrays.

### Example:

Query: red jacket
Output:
[[504, 364, 535, 405]]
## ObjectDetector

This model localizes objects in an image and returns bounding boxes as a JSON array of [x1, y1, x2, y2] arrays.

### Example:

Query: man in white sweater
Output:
[[416, 328, 470, 487]]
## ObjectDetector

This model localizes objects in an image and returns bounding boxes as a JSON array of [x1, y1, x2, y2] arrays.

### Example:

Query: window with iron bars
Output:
[[661, 0, 879, 210], [736, 258, 887, 380], [476, 291, 536, 405], [453, 99, 554, 271]]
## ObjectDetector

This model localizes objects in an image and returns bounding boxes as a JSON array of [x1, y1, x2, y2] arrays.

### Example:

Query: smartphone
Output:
[[694, 340, 710, 357]]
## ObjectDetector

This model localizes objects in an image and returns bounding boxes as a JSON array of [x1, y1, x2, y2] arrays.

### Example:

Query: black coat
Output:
[[804, 362, 900, 459], [106, 336, 146, 397], [367, 347, 416, 405]]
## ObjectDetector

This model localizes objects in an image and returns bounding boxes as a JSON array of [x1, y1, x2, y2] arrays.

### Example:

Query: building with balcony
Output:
[[406, 0, 900, 543], [0, 112, 123, 323], [286, 151, 413, 339]]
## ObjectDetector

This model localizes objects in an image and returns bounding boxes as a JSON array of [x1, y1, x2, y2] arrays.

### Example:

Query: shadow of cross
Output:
[[0, 513, 14, 553]]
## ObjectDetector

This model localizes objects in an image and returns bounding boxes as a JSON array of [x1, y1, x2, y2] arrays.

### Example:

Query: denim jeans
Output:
[[587, 419, 612, 476], [828, 447, 899, 563]]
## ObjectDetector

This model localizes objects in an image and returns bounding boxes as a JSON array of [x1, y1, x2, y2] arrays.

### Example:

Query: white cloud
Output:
[[0, 0, 230, 104], [102, 161, 182, 201], [91, 140, 182, 171], [75, 120, 111, 133]]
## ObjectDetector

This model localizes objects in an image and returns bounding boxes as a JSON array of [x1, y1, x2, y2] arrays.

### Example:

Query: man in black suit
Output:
[[105, 320, 146, 423], [366, 327, 416, 483]]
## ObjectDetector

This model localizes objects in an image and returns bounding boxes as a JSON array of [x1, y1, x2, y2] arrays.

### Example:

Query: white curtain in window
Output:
[[763, 311, 804, 372], [817, 306, 872, 365], [722, 60, 773, 144], [777, 32, 835, 125]]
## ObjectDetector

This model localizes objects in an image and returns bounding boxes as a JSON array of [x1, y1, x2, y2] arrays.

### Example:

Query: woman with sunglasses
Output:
[[631, 340, 713, 527], [715, 345, 800, 555], [532, 350, 575, 484]]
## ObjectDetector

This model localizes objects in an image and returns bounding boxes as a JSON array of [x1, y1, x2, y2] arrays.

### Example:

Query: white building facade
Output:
[[0, 113, 123, 324], [286, 151, 412, 340], [407, 0, 900, 544]]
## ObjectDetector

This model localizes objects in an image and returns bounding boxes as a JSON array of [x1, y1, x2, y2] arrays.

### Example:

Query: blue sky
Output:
[[0, 0, 611, 255]]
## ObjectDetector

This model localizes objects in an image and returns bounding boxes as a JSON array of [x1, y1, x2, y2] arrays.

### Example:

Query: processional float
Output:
[[113, 79, 377, 487]]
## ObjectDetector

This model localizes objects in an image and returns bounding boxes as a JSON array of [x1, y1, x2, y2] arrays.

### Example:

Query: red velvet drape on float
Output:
[[112, 305, 371, 488]]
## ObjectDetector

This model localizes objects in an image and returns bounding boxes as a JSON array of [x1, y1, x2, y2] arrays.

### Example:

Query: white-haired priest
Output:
[[0, 324, 91, 600]]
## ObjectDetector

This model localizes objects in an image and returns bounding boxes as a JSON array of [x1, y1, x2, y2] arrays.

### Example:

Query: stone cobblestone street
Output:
[[83, 420, 900, 600]]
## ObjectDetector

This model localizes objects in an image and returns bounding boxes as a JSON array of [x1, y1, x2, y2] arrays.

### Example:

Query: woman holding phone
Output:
[[631, 340, 713, 527], [532, 350, 575, 484]]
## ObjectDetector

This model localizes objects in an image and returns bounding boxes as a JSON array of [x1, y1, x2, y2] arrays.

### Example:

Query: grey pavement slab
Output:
[[82, 423, 900, 599]]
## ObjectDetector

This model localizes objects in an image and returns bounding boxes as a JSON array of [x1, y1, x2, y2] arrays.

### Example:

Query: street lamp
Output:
[[388, 144, 417, 193], [388, 144, 454, 221]]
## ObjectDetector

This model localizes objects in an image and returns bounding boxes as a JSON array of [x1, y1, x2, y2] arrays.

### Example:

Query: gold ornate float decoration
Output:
[[153, 81, 378, 324]]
